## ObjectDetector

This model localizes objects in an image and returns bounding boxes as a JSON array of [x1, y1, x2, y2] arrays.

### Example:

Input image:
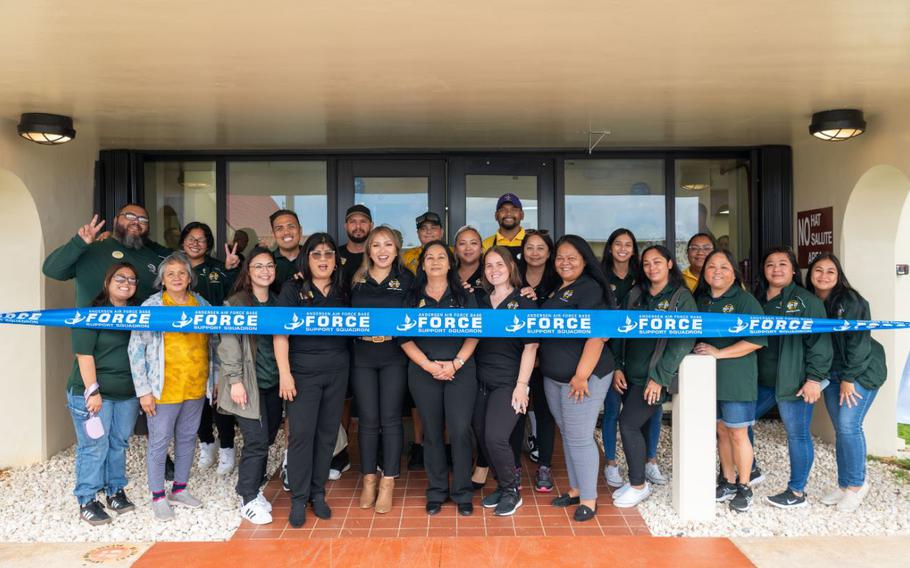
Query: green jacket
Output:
[[828, 290, 887, 391], [43, 236, 165, 306], [758, 283, 833, 401], [613, 284, 697, 397]]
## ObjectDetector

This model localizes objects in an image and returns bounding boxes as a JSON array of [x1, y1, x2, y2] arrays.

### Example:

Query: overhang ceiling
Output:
[[1, 0, 908, 150]]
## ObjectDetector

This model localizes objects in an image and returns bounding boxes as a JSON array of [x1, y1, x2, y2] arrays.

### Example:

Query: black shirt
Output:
[[350, 267, 413, 368], [461, 265, 488, 302], [475, 290, 538, 388], [538, 275, 614, 383], [277, 279, 350, 374], [273, 247, 303, 291], [338, 245, 365, 291], [521, 269, 559, 307], [401, 286, 479, 361], [192, 256, 236, 307]]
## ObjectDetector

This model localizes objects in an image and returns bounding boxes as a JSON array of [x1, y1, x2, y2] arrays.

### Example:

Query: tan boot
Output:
[[359, 473, 378, 508], [374, 476, 395, 514]]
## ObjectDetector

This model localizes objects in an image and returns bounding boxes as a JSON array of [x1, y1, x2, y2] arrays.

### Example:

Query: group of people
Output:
[[43, 192, 886, 530]]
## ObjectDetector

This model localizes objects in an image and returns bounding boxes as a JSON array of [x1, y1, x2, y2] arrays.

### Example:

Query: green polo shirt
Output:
[[697, 285, 766, 401], [66, 323, 136, 401], [43, 236, 165, 306], [254, 295, 280, 390]]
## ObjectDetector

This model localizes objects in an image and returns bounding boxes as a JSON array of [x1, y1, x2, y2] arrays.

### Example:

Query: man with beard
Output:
[[482, 193, 526, 260], [337, 205, 373, 288], [44, 204, 167, 306]]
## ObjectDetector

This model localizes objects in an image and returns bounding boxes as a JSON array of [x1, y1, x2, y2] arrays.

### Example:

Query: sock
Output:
[[172, 482, 187, 494], [152, 490, 166, 502]]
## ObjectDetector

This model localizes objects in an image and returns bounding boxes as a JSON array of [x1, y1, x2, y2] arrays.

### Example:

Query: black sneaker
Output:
[[494, 489, 523, 516], [765, 488, 807, 509], [289, 500, 307, 528], [79, 500, 112, 526], [310, 496, 332, 519], [749, 464, 766, 487], [165, 454, 175, 482], [526, 435, 539, 463], [407, 443, 424, 471], [729, 484, 753, 513], [715, 481, 737, 502], [482, 488, 505, 509], [105, 490, 136, 515]]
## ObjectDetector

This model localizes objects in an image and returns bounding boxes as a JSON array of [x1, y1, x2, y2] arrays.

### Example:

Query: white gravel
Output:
[[0, 430, 286, 543], [616, 420, 910, 537]]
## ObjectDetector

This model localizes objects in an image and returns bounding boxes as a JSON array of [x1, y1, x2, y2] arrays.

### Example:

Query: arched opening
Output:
[[840, 164, 910, 456], [0, 168, 46, 466]]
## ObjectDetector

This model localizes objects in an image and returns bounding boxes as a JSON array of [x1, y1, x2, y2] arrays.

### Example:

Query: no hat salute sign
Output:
[[797, 206, 834, 265]]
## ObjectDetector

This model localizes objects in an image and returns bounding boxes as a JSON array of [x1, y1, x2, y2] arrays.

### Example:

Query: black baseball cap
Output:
[[415, 211, 442, 228], [496, 193, 523, 210], [345, 204, 372, 222]]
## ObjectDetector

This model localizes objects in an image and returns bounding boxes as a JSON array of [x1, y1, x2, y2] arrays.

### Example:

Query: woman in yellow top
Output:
[[128, 251, 218, 522]]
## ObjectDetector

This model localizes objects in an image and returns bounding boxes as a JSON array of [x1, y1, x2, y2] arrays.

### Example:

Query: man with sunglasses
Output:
[[44, 204, 168, 306]]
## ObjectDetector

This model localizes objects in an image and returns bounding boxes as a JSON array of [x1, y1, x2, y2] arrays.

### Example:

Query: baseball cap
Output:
[[496, 193, 523, 210], [415, 211, 442, 228], [345, 204, 372, 222]]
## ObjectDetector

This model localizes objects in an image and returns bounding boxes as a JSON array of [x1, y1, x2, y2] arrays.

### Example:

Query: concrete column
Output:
[[672, 354, 716, 522]]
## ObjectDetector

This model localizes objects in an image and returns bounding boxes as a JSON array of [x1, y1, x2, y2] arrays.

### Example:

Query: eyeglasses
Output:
[[119, 212, 150, 225], [309, 250, 336, 260], [112, 274, 138, 286], [688, 245, 714, 253], [184, 237, 207, 246], [251, 263, 276, 271]]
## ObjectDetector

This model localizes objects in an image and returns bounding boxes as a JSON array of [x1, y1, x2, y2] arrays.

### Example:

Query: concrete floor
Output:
[[734, 536, 910, 568]]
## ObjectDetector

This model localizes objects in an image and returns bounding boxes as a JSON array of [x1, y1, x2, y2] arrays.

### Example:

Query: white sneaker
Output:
[[240, 498, 273, 525], [198, 442, 217, 469], [645, 462, 668, 485], [614, 482, 652, 508], [216, 447, 236, 475], [604, 465, 624, 488], [820, 487, 846, 506], [612, 483, 632, 499], [836, 483, 870, 513], [256, 490, 273, 513]]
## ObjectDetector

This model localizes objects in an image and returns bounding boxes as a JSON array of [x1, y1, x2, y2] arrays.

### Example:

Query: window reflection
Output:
[[144, 161, 217, 250], [354, 177, 428, 249], [466, 175, 538, 240]]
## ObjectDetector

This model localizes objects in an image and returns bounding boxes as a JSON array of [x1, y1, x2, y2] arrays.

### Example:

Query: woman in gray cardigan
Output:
[[216, 247, 282, 525]]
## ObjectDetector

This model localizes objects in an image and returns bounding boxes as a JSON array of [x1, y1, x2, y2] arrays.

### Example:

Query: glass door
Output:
[[337, 160, 446, 249]]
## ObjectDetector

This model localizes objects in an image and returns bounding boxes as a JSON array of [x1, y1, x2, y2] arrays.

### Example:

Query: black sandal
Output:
[[551, 493, 581, 508], [573, 504, 596, 522]]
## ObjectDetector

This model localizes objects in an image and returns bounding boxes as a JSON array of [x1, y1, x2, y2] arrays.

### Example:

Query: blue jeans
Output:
[[823, 378, 878, 488], [67, 390, 140, 505], [747, 385, 777, 468], [777, 397, 816, 493], [601, 386, 662, 461]]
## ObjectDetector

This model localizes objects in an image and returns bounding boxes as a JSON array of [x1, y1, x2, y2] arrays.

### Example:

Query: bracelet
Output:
[[455, 357, 466, 368]]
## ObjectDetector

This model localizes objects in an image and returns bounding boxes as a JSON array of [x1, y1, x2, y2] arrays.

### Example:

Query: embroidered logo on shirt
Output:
[[341, 257, 347, 265], [208, 271, 220, 282], [147, 263, 157, 274], [389, 279, 400, 289], [785, 298, 804, 313], [507, 300, 519, 310], [657, 299, 670, 311], [610, 283, 617, 291], [111, 251, 124, 260], [418, 298, 426, 308], [474, 278, 483, 288], [723, 303, 735, 313], [560, 289, 574, 302]]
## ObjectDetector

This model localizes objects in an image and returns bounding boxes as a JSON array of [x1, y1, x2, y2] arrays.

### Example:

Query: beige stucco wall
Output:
[[0, 118, 99, 467], [791, 110, 910, 456]]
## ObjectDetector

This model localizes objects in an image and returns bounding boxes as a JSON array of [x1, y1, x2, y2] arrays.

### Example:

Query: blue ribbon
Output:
[[0, 306, 907, 338]]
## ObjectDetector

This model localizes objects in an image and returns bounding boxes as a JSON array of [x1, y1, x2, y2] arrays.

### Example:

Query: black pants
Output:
[[235, 386, 283, 503], [529, 368, 555, 467], [408, 362, 477, 505], [286, 366, 349, 504], [473, 383, 523, 490], [619, 383, 660, 486], [198, 398, 237, 448], [351, 364, 408, 477], [475, 409, 524, 470]]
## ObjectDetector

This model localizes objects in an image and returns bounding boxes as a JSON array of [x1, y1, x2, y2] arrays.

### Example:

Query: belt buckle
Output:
[[370, 336, 386, 343]]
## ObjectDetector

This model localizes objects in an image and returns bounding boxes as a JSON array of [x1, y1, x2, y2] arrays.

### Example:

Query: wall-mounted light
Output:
[[809, 109, 866, 141], [17, 113, 76, 145], [680, 183, 711, 191]]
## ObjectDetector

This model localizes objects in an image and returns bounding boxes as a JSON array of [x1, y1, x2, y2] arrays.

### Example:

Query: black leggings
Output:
[[618, 383, 660, 486], [235, 387, 283, 503], [199, 398, 236, 448], [351, 364, 408, 477], [529, 368, 555, 467], [472, 383, 523, 490], [475, 415, 524, 470]]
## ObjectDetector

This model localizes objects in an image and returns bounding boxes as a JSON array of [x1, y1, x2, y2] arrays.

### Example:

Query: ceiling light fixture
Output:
[[809, 109, 866, 141], [17, 113, 76, 145]]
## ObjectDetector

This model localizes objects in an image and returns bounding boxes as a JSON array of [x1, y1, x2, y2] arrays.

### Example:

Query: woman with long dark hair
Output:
[[400, 241, 479, 517], [275, 233, 350, 527], [350, 226, 413, 514], [539, 235, 615, 522], [67, 262, 141, 525], [474, 246, 539, 516], [807, 253, 886, 512], [216, 246, 283, 525], [693, 249, 766, 513], [517, 229, 559, 493], [612, 245, 695, 508], [599, 229, 666, 488], [753, 247, 832, 509]]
